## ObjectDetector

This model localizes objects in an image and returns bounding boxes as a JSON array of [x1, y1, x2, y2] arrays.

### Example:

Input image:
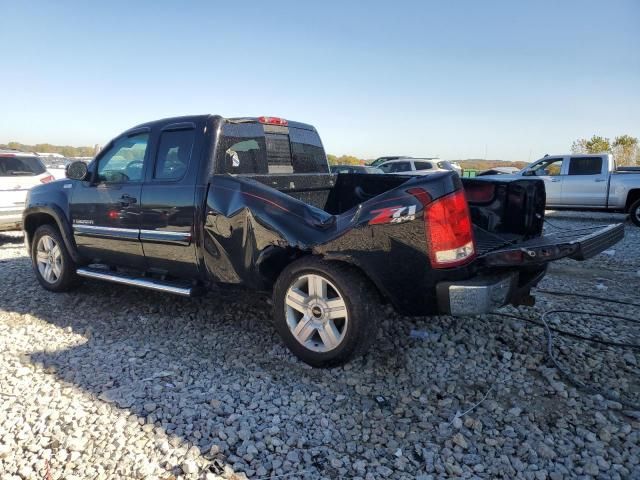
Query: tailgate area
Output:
[[477, 223, 625, 267]]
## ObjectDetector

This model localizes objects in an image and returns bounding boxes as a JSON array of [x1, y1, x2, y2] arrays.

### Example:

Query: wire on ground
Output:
[[493, 289, 640, 411]]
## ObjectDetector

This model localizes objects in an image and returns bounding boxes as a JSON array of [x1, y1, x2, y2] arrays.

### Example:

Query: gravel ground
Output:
[[0, 212, 638, 479]]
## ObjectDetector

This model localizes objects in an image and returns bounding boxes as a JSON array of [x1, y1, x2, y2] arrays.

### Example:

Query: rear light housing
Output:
[[40, 174, 55, 184], [423, 190, 476, 268], [258, 116, 288, 126]]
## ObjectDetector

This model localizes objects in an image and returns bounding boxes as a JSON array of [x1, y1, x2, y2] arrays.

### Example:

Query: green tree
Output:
[[571, 135, 612, 154], [327, 154, 365, 166], [612, 135, 639, 166]]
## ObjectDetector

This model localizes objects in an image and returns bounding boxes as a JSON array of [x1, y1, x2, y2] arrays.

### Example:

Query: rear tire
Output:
[[629, 199, 640, 227], [272, 256, 379, 367], [31, 224, 79, 292]]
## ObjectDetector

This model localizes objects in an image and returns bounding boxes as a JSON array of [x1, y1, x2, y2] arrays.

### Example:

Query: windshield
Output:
[[0, 155, 46, 176]]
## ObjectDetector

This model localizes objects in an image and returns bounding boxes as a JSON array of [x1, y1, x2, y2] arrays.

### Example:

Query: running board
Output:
[[76, 267, 193, 297]]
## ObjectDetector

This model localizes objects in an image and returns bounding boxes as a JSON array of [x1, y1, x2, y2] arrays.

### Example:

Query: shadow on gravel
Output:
[[3, 251, 636, 478], [0, 231, 23, 246]]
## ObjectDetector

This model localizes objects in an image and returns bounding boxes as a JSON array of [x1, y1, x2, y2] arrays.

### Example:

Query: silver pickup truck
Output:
[[485, 153, 640, 226]]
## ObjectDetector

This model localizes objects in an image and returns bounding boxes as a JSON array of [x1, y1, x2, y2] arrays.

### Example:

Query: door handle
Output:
[[594, 178, 606, 182], [119, 194, 137, 206], [550, 178, 560, 182]]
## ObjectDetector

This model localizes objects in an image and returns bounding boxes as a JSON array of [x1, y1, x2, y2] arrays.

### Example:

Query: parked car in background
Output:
[[369, 156, 407, 167], [377, 157, 462, 176], [330, 164, 383, 174], [1, 150, 54, 230], [481, 153, 640, 226], [40, 156, 71, 180]]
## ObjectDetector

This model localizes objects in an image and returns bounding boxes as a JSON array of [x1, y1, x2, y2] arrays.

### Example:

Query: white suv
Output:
[[1, 150, 54, 230], [377, 158, 462, 176]]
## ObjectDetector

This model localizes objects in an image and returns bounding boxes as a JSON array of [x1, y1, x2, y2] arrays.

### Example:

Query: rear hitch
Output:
[[512, 293, 536, 307]]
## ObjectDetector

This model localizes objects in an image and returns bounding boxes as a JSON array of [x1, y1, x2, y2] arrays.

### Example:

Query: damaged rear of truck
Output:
[[207, 165, 623, 319]]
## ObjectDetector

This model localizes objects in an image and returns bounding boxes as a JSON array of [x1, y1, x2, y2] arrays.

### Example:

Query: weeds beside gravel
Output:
[[0, 213, 638, 479]]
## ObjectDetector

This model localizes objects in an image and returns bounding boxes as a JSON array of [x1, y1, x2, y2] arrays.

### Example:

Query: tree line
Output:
[[571, 134, 639, 166], [0, 141, 96, 158], [5, 135, 638, 167]]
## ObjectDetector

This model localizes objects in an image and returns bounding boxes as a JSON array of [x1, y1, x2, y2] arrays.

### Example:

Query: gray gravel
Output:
[[0, 212, 638, 479]]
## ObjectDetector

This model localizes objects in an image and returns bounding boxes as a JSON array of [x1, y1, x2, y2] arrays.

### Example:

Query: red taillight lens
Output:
[[40, 175, 55, 184], [424, 190, 475, 268], [258, 116, 288, 126]]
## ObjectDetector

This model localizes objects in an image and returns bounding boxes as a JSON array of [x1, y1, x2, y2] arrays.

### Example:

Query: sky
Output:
[[1, 0, 639, 161]]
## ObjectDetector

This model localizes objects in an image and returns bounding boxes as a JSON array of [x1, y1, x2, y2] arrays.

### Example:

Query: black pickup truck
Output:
[[23, 115, 624, 366]]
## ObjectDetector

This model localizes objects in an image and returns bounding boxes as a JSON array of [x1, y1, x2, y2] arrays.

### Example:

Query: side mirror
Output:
[[522, 170, 534, 177], [66, 161, 89, 181]]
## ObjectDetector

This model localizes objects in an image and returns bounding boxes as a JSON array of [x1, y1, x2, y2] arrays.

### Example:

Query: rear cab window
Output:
[[568, 157, 603, 175], [0, 155, 46, 176], [217, 121, 328, 175]]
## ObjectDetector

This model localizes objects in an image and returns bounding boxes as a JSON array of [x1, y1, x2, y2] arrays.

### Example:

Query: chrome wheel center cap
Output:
[[308, 298, 328, 322]]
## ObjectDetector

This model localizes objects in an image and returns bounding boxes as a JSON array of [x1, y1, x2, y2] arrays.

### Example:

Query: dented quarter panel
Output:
[[202, 171, 475, 314]]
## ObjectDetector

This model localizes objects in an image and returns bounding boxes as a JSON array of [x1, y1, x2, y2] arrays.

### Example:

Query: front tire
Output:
[[31, 224, 79, 292], [629, 199, 640, 227], [272, 257, 379, 367]]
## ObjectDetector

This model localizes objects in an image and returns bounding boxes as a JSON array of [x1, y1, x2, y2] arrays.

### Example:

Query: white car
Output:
[[377, 157, 462, 176], [0, 150, 55, 231]]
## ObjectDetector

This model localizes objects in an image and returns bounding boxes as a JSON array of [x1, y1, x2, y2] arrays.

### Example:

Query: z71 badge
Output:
[[369, 205, 417, 225]]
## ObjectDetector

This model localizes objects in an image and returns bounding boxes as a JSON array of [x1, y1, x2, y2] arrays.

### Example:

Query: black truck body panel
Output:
[[23, 115, 625, 317]]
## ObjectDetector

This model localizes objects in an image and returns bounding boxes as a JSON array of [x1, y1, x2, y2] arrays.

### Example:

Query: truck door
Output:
[[523, 157, 565, 205], [70, 130, 149, 268], [139, 122, 199, 277], [560, 156, 607, 207]]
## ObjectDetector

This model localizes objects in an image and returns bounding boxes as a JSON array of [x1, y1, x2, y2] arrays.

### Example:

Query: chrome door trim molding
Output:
[[140, 229, 191, 246], [73, 224, 191, 245], [73, 224, 139, 239]]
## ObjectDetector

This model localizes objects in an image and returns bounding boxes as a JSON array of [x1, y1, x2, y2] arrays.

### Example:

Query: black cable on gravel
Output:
[[493, 290, 640, 411]]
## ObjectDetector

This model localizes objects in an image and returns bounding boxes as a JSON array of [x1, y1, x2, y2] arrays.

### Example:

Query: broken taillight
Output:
[[424, 190, 476, 268]]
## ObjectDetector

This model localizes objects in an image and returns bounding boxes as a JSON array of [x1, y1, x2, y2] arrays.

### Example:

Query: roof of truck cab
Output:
[[539, 153, 611, 158], [126, 114, 213, 132], [125, 115, 317, 133]]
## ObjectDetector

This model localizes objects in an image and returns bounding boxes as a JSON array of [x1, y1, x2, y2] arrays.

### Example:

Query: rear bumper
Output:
[[436, 269, 546, 316], [434, 223, 624, 316]]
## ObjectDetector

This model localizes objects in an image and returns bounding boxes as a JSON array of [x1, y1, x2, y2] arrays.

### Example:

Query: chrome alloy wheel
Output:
[[635, 204, 640, 223], [285, 274, 349, 353], [36, 235, 62, 284]]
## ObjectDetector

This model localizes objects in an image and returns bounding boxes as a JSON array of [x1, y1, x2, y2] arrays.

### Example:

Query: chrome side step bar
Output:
[[76, 267, 193, 297]]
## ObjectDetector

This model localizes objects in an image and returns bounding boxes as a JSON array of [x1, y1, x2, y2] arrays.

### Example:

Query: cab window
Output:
[[154, 129, 195, 180], [568, 157, 602, 175], [97, 133, 149, 183], [218, 122, 329, 175], [530, 158, 563, 176]]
